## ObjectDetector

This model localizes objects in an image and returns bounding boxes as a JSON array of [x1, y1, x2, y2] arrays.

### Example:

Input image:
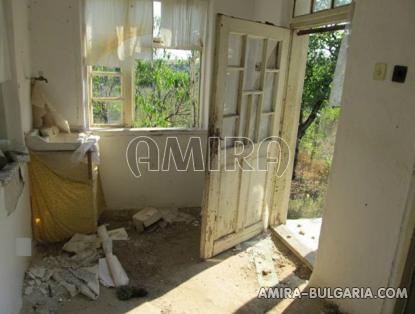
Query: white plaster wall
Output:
[[2, 0, 32, 150], [0, 2, 33, 313], [0, 165, 32, 314], [97, 130, 207, 209], [29, 0, 83, 129], [311, 0, 415, 313], [253, 0, 292, 27]]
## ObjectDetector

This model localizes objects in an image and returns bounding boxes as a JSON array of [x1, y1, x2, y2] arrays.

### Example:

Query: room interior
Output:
[[0, 0, 414, 313]]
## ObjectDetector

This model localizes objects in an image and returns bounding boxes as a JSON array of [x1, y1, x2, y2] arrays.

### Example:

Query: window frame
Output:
[[84, 0, 207, 130], [293, 0, 353, 18], [88, 66, 128, 127]]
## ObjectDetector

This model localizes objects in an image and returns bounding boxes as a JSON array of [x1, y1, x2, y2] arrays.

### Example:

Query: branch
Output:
[[298, 99, 325, 140]]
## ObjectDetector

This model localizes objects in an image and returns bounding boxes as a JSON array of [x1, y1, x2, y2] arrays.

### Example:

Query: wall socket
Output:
[[373, 63, 387, 81]]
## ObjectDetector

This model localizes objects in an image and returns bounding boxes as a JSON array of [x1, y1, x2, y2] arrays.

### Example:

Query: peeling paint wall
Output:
[[0, 1, 33, 313], [0, 165, 32, 314], [311, 0, 415, 313]]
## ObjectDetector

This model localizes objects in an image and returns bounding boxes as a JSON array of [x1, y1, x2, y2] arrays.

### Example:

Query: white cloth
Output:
[[0, 0, 11, 83], [71, 133, 100, 164], [329, 25, 351, 107], [160, 0, 207, 50], [85, 0, 153, 67]]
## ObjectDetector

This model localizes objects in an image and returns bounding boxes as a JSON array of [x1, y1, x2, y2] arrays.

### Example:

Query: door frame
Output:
[[271, 2, 355, 227]]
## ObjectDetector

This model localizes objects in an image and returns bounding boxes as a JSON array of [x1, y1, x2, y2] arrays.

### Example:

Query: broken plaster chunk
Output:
[[28, 266, 46, 279], [24, 286, 33, 296], [108, 227, 129, 241], [133, 207, 162, 232], [63, 233, 98, 254]]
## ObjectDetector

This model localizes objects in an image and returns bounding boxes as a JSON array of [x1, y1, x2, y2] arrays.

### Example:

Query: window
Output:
[[87, 0, 205, 128], [134, 49, 201, 128], [293, 0, 352, 17], [90, 66, 123, 126]]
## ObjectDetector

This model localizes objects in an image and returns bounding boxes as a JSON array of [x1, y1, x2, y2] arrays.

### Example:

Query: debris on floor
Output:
[[132, 207, 201, 233], [159, 207, 198, 225], [133, 207, 163, 232], [108, 227, 129, 241], [245, 235, 279, 287], [97, 225, 129, 287], [115, 285, 148, 301], [22, 225, 132, 313]]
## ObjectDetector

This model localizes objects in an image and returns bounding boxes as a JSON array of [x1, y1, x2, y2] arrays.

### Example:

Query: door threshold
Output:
[[271, 224, 316, 270]]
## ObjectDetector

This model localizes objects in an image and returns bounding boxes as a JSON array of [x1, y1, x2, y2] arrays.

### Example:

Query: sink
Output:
[[25, 130, 100, 152]]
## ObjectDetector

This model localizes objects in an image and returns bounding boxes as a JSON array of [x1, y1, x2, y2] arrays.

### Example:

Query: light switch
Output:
[[373, 63, 387, 81], [392, 65, 408, 83]]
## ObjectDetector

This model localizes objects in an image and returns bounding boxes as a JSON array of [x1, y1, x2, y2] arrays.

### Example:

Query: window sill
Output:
[[89, 127, 208, 137]]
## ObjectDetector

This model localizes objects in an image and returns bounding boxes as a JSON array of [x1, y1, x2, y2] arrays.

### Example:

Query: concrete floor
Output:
[[286, 218, 322, 251], [22, 211, 331, 314]]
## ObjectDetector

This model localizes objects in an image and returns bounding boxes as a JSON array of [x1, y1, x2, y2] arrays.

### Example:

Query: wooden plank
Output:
[[212, 222, 263, 256], [270, 34, 309, 227], [265, 69, 280, 73], [227, 66, 244, 71], [200, 15, 230, 259], [242, 90, 263, 96], [272, 225, 316, 269]]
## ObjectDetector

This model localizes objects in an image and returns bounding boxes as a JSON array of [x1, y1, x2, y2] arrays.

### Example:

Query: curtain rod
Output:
[[297, 24, 346, 36]]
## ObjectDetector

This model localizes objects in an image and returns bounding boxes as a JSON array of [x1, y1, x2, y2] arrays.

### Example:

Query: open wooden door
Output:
[[201, 15, 291, 259]]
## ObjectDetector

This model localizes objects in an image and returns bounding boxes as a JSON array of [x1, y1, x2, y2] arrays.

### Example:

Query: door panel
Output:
[[201, 15, 290, 259]]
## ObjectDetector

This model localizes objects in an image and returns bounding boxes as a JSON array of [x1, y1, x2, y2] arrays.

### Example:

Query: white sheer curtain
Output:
[[160, 0, 207, 50], [85, 0, 153, 67], [0, 0, 11, 83]]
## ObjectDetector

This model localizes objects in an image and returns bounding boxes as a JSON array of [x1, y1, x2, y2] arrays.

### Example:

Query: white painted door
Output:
[[201, 15, 291, 258]]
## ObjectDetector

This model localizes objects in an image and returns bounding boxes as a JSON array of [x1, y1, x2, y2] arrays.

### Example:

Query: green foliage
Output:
[[91, 50, 200, 127], [134, 49, 200, 128], [302, 31, 343, 116], [288, 31, 344, 219], [91, 66, 122, 124]]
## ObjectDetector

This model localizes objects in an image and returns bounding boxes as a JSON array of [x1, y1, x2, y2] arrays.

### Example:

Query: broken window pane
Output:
[[313, 0, 332, 12], [334, 0, 352, 7]]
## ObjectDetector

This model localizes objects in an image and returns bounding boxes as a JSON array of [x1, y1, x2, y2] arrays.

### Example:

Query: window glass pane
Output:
[[267, 40, 281, 69], [294, 0, 311, 16], [92, 65, 120, 72], [135, 48, 201, 128], [244, 37, 263, 91], [314, 0, 332, 12], [224, 71, 240, 116], [334, 0, 351, 7], [92, 75, 121, 98], [258, 115, 271, 141], [228, 34, 243, 67], [93, 100, 123, 124], [263, 73, 277, 112]]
